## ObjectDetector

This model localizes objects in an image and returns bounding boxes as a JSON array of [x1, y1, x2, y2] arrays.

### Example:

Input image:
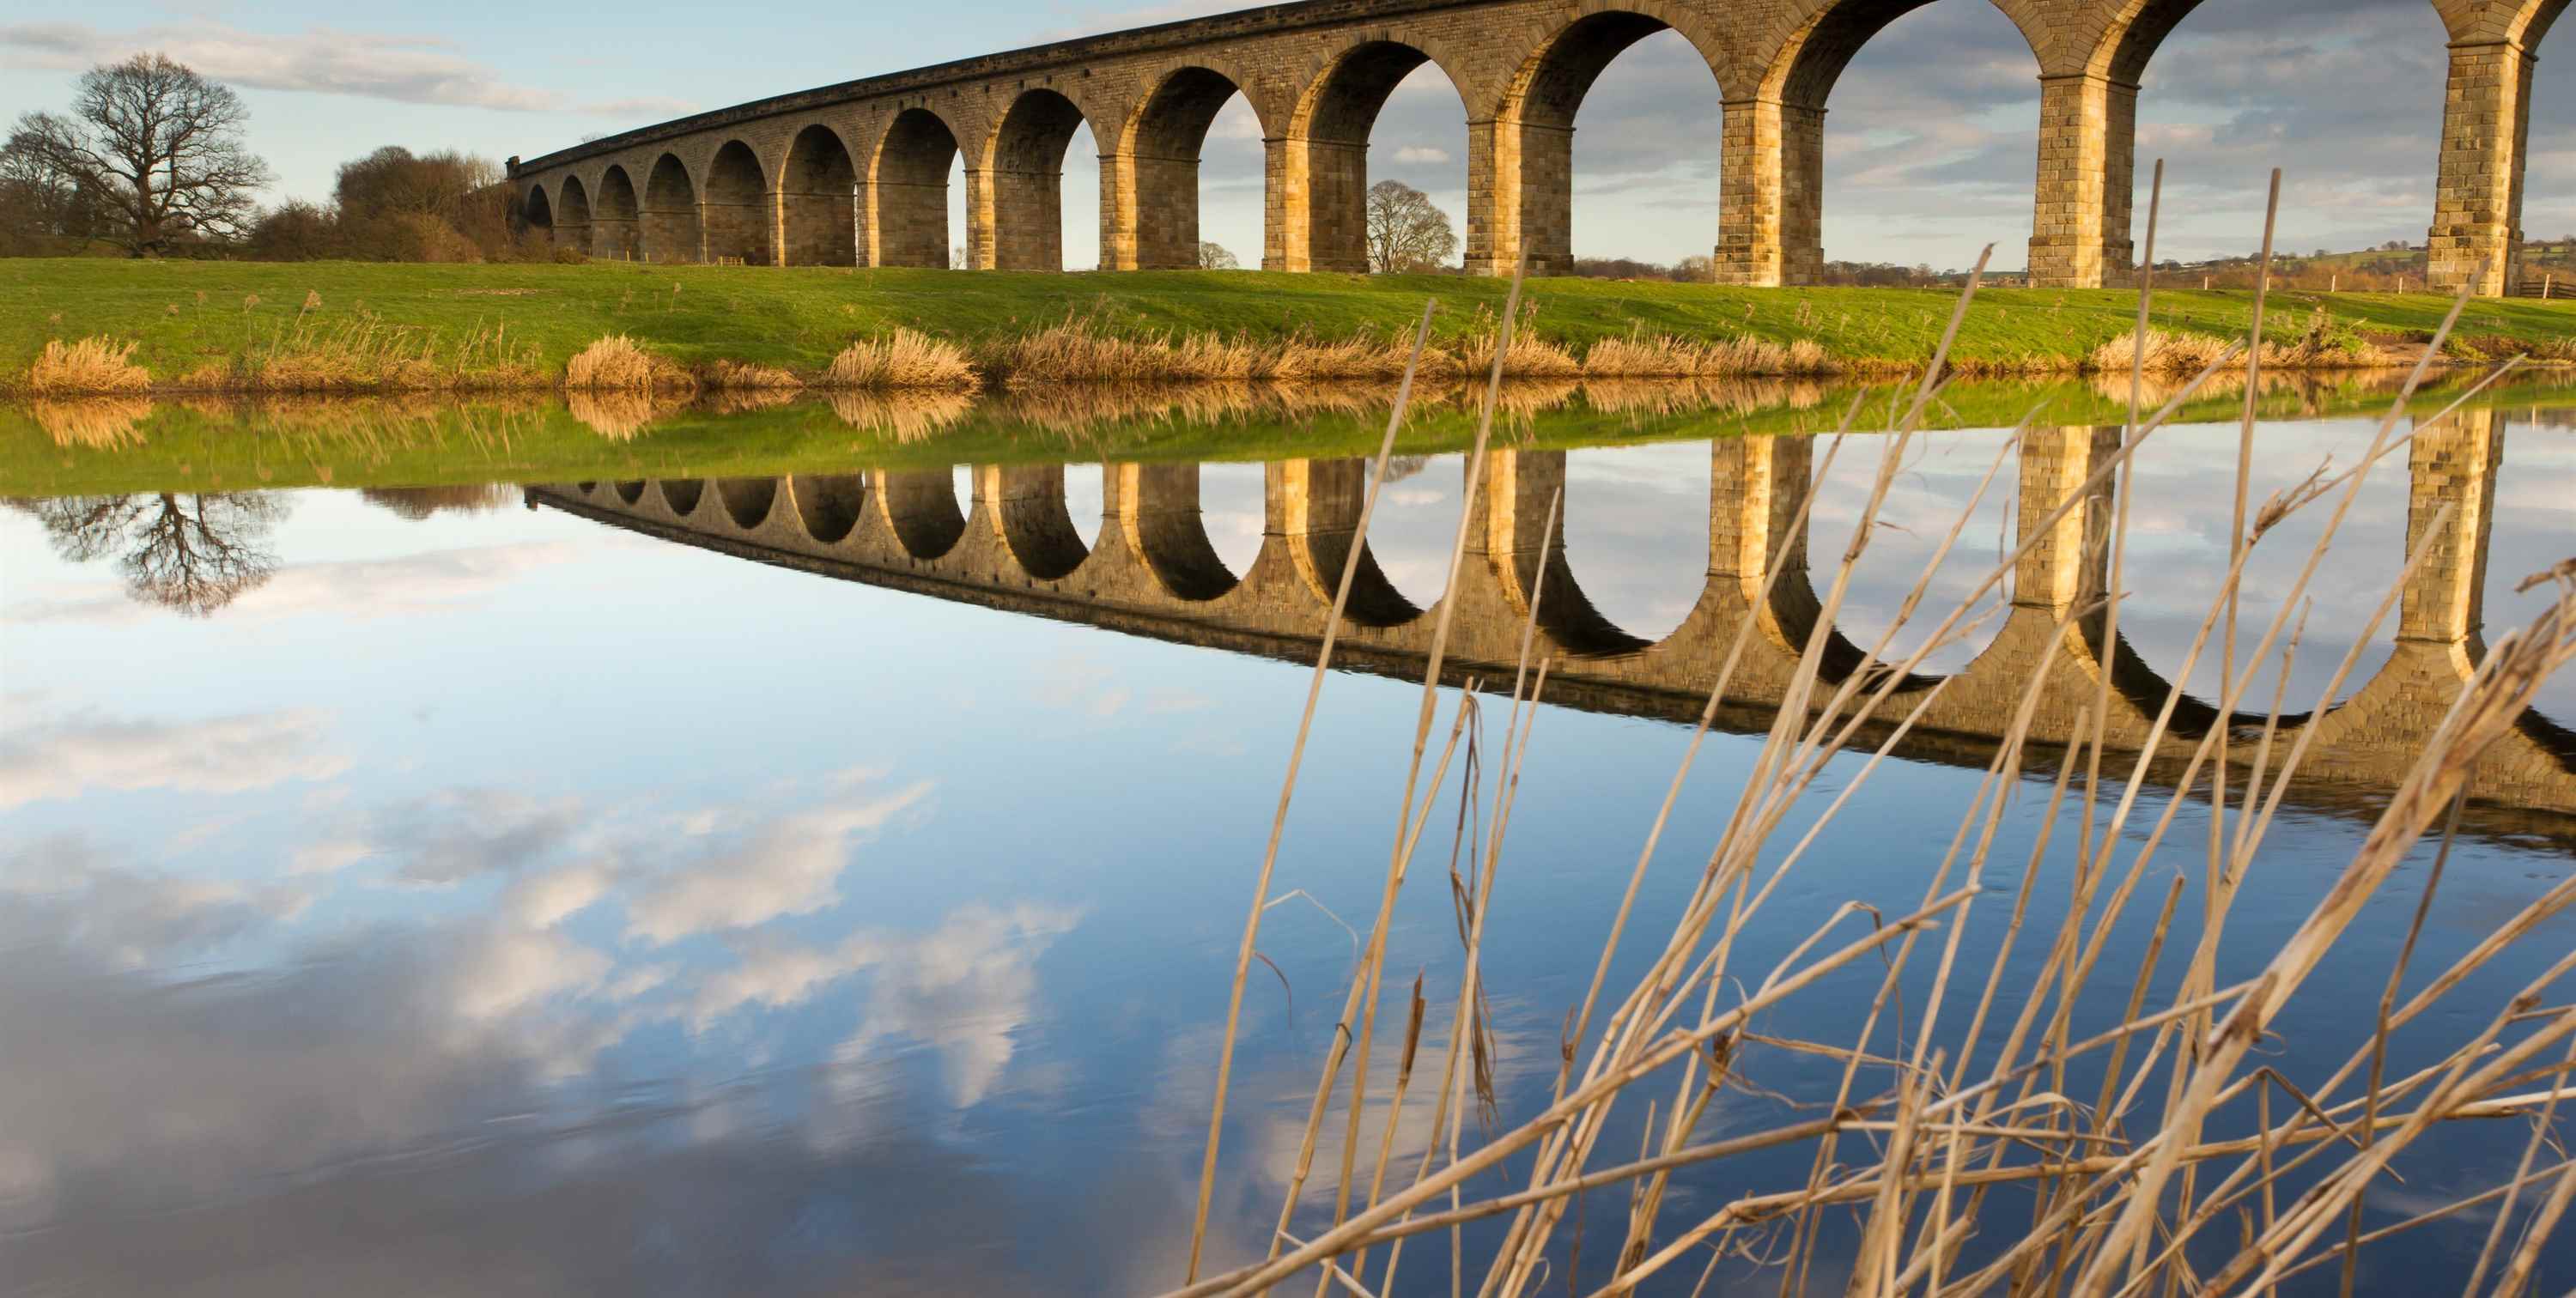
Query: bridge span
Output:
[[526, 410, 2576, 840], [507, 0, 2565, 294]]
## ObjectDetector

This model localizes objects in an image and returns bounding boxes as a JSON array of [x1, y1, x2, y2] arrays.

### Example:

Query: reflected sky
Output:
[[3, 405, 2572, 1295]]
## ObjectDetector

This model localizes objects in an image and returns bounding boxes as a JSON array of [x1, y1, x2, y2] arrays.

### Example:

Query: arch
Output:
[[1500, 11, 1728, 276], [782, 124, 860, 266], [1116, 462, 1238, 600], [1289, 39, 1472, 273], [593, 165, 642, 259], [1733, 0, 2043, 286], [658, 479, 706, 515], [1121, 66, 1269, 270], [1478, 451, 1655, 657], [556, 174, 593, 238], [614, 480, 647, 506], [1279, 458, 1419, 626], [642, 153, 701, 264], [872, 108, 963, 268], [986, 89, 1097, 271], [1559, 442, 1716, 642], [878, 468, 967, 559], [790, 473, 868, 543], [716, 477, 778, 528], [520, 184, 556, 242], [702, 140, 771, 265], [982, 464, 1091, 579]]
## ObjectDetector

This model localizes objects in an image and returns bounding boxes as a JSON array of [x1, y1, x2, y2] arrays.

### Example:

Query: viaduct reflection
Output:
[[531, 408, 2576, 840]]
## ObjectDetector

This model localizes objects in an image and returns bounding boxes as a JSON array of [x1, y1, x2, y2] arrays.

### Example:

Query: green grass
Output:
[[8, 258, 2576, 390], [8, 367, 2569, 498]]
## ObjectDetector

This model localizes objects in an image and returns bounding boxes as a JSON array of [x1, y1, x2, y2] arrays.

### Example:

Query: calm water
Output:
[[3, 382, 2573, 1295]]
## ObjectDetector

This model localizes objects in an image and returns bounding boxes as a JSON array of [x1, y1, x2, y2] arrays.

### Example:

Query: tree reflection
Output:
[[359, 484, 514, 520], [21, 492, 284, 616]]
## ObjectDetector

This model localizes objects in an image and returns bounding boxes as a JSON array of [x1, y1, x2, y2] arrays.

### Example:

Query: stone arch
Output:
[[2435, 0, 2576, 45], [981, 464, 1092, 579], [1730, 0, 2044, 286], [556, 174, 593, 242], [1116, 462, 1238, 600], [702, 140, 771, 265], [1278, 458, 1420, 626], [878, 468, 967, 559], [642, 153, 701, 264], [659, 479, 707, 516], [782, 124, 860, 266], [520, 183, 556, 242], [985, 88, 1098, 271], [1118, 64, 1272, 270], [789, 473, 868, 543], [594, 165, 642, 259], [1286, 38, 1476, 273], [1498, 9, 1732, 276], [614, 480, 647, 506], [872, 107, 963, 268], [716, 477, 778, 528]]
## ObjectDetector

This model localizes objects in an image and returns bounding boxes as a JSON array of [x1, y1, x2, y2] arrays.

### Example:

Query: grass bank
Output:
[[9, 367, 2570, 498], [8, 259, 2576, 396]]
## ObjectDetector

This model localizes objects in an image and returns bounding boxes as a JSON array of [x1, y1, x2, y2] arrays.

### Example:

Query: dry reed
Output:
[[1161, 232, 2576, 1298], [824, 330, 980, 391], [30, 396, 154, 448], [563, 334, 696, 396], [27, 337, 151, 396]]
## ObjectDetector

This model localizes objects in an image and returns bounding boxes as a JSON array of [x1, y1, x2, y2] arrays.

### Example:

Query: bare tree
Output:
[[8, 54, 272, 256], [1197, 241, 1241, 270], [22, 492, 283, 616], [1364, 179, 1458, 275]]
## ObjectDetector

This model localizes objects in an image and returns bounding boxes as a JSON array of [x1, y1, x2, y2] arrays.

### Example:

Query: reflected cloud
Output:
[[834, 902, 1085, 1110], [4, 541, 582, 626], [624, 782, 935, 943], [0, 707, 346, 810]]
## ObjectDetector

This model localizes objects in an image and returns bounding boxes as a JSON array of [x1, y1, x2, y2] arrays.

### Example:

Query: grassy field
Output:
[[9, 367, 2569, 498], [9, 258, 2576, 393]]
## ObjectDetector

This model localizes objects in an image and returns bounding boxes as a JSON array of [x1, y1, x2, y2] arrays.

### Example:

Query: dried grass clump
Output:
[[31, 397, 155, 448], [702, 360, 803, 392], [826, 389, 975, 441], [1268, 332, 1440, 382], [1452, 325, 1582, 380], [566, 389, 687, 440], [27, 337, 151, 396], [825, 330, 980, 391], [564, 335, 695, 395], [987, 316, 1262, 385], [213, 319, 546, 393]]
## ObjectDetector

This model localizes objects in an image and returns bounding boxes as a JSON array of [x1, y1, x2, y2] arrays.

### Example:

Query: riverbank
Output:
[[8, 258, 2575, 395], [11, 367, 2572, 498]]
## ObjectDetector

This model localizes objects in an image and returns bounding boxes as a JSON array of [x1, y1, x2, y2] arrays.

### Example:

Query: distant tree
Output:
[[0, 133, 110, 254], [951, 244, 968, 270], [1674, 253, 1715, 283], [1365, 180, 1458, 274], [1198, 241, 1241, 270], [22, 492, 283, 616], [246, 200, 343, 261], [6, 54, 271, 256], [329, 147, 517, 261]]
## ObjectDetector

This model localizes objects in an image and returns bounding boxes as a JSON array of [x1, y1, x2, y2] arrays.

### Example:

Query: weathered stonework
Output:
[[507, 0, 2568, 294], [529, 416, 2576, 837]]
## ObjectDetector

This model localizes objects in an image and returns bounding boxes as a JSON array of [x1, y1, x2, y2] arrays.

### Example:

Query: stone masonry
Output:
[[511, 0, 2569, 292]]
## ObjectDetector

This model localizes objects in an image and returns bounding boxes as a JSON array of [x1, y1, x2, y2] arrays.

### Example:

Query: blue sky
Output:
[[7, 1, 2575, 268]]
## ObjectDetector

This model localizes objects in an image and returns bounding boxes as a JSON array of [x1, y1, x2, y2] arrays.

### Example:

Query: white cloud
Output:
[[1393, 145, 1451, 165], [0, 21, 691, 117], [500, 863, 614, 929], [623, 783, 934, 943], [0, 708, 345, 810], [832, 903, 1084, 1109]]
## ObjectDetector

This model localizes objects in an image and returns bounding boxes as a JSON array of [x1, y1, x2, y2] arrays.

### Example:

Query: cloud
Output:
[[0, 707, 346, 810], [365, 788, 589, 886], [832, 903, 1084, 1108], [623, 783, 935, 943], [1393, 145, 1450, 165], [0, 834, 311, 968], [0, 21, 690, 116], [4, 542, 583, 626]]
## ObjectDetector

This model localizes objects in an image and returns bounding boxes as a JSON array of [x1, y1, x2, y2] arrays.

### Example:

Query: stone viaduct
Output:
[[526, 409, 2576, 840], [508, 0, 2569, 294]]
